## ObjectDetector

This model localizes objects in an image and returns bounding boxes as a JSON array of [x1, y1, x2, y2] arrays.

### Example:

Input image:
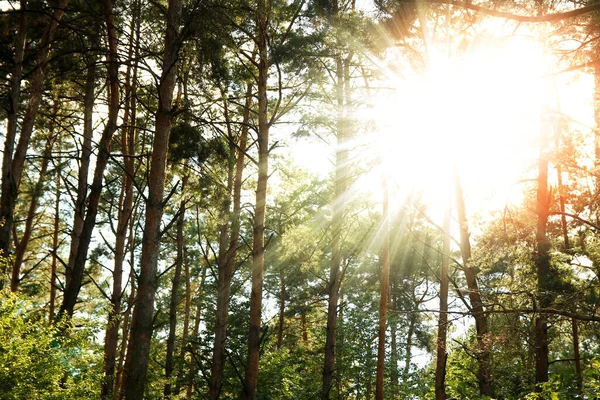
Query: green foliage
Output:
[[0, 291, 101, 399]]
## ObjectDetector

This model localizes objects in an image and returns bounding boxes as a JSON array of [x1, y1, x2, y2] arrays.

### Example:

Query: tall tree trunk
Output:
[[102, 9, 138, 394], [0, 0, 69, 268], [376, 176, 390, 400], [123, 0, 184, 396], [209, 82, 251, 399], [455, 174, 493, 396], [535, 111, 551, 388], [164, 175, 188, 398], [11, 99, 58, 291], [435, 206, 450, 400], [60, 0, 120, 318], [242, 0, 269, 392]]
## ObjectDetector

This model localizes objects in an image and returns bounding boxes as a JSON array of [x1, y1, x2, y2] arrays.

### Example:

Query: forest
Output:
[[2, 0, 600, 398]]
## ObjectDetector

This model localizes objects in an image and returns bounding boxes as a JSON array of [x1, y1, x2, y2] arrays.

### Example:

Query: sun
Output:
[[360, 22, 593, 216]]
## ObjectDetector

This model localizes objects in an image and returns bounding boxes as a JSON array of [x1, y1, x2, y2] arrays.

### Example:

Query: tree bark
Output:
[[242, 0, 269, 393], [123, 0, 184, 396], [435, 206, 450, 400], [0, 0, 69, 268], [376, 176, 390, 400]]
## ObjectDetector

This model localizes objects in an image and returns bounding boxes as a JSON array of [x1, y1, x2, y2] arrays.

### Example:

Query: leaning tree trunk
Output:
[[60, 0, 120, 318], [242, 0, 269, 393], [0, 0, 69, 269], [123, 0, 184, 396], [435, 206, 450, 400]]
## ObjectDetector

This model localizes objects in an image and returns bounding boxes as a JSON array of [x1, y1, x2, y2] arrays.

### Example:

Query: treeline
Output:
[[2, 0, 600, 399]]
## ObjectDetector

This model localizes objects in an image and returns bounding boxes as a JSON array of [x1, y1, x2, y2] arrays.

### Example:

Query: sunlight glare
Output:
[[365, 30, 560, 215]]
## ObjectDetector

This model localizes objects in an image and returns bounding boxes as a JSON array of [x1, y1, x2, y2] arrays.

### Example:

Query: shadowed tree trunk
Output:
[[123, 0, 184, 396], [0, 0, 69, 271]]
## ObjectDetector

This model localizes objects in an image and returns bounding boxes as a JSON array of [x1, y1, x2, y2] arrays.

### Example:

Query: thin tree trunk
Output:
[[455, 174, 493, 397], [535, 112, 551, 388], [376, 176, 390, 400], [176, 246, 191, 394], [116, 243, 137, 400], [60, 0, 120, 318], [11, 99, 58, 291], [164, 175, 188, 398], [0, 0, 69, 266], [572, 318, 583, 393], [242, 0, 269, 391], [403, 316, 415, 381], [124, 0, 184, 395], [276, 271, 286, 350], [390, 291, 399, 392], [187, 261, 207, 399], [48, 168, 61, 323], [435, 206, 450, 400]]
